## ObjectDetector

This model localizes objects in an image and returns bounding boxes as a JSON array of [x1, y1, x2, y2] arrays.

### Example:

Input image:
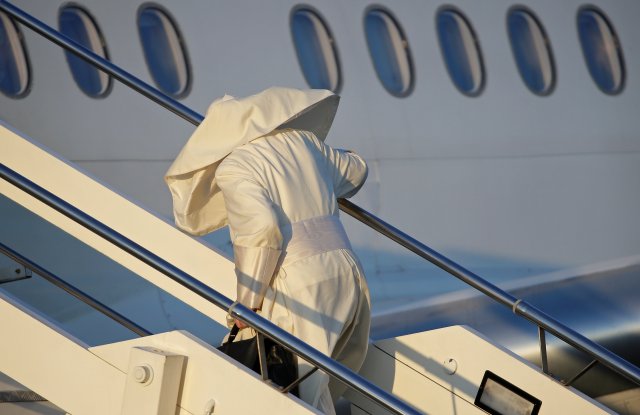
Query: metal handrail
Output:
[[0, 241, 151, 337], [2, 0, 639, 391], [339, 199, 640, 385], [0, 163, 420, 415]]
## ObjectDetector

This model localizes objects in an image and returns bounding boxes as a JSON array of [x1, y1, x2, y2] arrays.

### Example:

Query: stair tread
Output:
[[0, 390, 46, 403]]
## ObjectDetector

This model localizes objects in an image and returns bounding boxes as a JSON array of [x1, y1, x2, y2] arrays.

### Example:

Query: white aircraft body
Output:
[[1, 0, 640, 412]]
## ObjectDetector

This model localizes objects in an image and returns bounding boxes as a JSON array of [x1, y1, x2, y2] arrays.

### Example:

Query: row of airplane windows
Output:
[[0, 4, 627, 100]]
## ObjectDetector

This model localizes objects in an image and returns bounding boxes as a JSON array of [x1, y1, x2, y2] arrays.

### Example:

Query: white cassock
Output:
[[165, 88, 371, 414]]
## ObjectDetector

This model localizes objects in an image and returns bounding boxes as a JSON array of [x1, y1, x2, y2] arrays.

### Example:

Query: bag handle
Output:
[[221, 324, 240, 354], [228, 324, 240, 339]]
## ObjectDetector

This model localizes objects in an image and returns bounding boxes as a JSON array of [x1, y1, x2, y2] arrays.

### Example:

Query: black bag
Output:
[[218, 325, 299, 397]]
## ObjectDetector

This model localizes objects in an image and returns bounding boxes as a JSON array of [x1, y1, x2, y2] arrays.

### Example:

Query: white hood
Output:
[[165, 87, 340, 235]]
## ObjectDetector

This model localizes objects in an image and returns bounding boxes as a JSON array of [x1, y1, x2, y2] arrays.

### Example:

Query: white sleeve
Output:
[[322, 143, 368, 198], [216, 164, 283, 309]]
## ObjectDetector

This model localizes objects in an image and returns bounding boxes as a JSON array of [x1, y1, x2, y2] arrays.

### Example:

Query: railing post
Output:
[[538, 327, 549, 375]]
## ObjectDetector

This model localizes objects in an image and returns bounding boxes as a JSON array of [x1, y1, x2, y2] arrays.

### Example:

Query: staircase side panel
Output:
[[91, 330, 320, 415], [0, 122, 234, 328], [0, 292, 125, 414], [357, 326, 615, 414]]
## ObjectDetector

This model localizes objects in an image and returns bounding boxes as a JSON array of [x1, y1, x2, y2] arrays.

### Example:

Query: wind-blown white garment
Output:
[[165, 88, 370, 414], [216, 129, 371, 414], [165, 87, 339, 235]]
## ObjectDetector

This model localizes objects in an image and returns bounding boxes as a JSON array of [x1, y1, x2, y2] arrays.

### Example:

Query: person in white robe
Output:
[[165, 87, 371, 414]]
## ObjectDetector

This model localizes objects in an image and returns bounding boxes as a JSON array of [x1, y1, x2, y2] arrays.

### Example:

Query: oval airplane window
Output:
[[364, 7, 414, 97], [507, 7, 555, 95], [138, 5, 191, 98], [577, 7, 625, 95], [59, 6, 111, 98], [0, 11, 31, 98], [290, 7, 341, 92], [436, 7, 484, 96]]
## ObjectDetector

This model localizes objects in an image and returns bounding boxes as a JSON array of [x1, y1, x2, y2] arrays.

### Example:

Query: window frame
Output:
[[435, 5, 486, 97], [137, 2, 192, 99], [58, 3, 112, 98], [576, 5, 625, 95], [506, 5, 556, 96], [363, 5, 415, 98], [0, 10, 32, 99], [289, 4, 343, 93]]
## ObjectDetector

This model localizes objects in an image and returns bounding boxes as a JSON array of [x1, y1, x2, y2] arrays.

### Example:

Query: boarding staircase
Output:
[[1, 2, 640, 414]]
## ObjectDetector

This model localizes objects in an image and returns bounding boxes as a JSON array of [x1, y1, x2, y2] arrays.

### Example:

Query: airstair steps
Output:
[[0, 289, 319, 415], [0, 373, 64, 415], [2, 287, 617, 415], [2, 1, 640, 411], [0, 390, 46, 403], [347, 326, 616, 414], [0, 107, 403, 415]]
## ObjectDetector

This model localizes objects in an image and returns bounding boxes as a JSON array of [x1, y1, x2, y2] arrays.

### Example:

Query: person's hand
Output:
[[234, 308, 260, 330]]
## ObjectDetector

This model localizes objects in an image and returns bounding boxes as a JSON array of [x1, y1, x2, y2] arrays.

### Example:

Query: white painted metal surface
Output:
[[0, 122, 234, 339], [348, 326, 615, 414], [121, 347, 185, 415], [2, 1, 640, 408], [0, 292, 127, 414], [0, 290, 319, 414], [92, 331, 319, 415], [2, 7, 640, 392], [0, 119, 624, 414]]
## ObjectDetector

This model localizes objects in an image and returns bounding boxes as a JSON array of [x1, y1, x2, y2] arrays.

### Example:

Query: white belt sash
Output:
[[233, 215, 351, 308], [281, 215, 352, 267]]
